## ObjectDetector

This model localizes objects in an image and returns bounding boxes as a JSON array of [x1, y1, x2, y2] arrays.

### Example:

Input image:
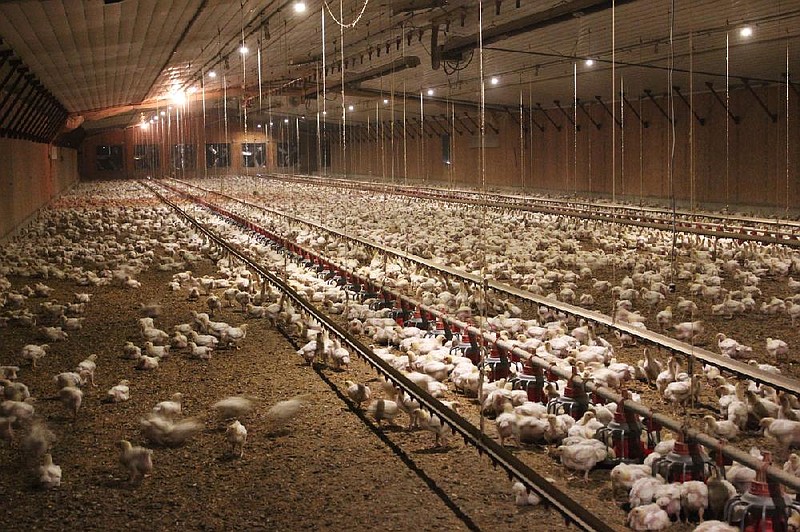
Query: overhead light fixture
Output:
[[426, 88, 434, 96], [739, 26, 753, 38], [490, 76, 499, 85], [140, 122, 149, 130], [348, 105, 354, 111], [239, 45, 249, 55], [208, 70, 217, 78], [383, 99, 389, 104], [293, 1, 306, 13], [187, 87, 197, 94], [257, 124, 262, 128], [284, 118, 290, 123], [171, 90, 186, 105], [160, 111, 166, 116], [585, 58, 595, 67], [322, 111, 327, 115]]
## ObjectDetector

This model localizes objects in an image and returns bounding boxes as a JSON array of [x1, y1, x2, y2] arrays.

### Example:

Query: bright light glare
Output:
[[257, 124, 262, 128], [187, 87, 197, 94], [208, 71, 217, 78], [171, 90, 186, 105], [348, 105, 354, 111], [426, 89, 434, 96], [383, 99, 389, 104], [140, 122, 149, 130], [284, 118, 289, 123], [490, 76, 499, 85], [160, 111, 166, 116], [293, 1, 306, 13], [740, 26, 753, 38], [239, 46, 249, 55], [585, 59, 595, 67]]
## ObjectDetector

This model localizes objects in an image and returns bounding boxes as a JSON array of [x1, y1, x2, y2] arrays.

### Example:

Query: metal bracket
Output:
[[576, 98, 601, 130], [742, 79, 777, 123], [672, 86, 705, 126], [621, 92, 648, 128], [535, 103, 560, 131], [458, 113, 476, 135], [553, 100, 578, 131], [705, 82, 740, 124], [643, 89, 673, 124], [594, 96, 621, 128], [525, 108, 545, 132]]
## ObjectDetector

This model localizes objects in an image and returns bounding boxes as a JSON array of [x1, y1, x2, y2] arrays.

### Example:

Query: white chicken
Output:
[[511, 481, 541, 506], [702, 415, 740, 441], [554, 437, 611, 481], [766, 337, 789, 359], [626, 503, 671, 531], [366, 399, 400, 425], [118, 440, 153, 483], [20, 344, 50, 367], [673, 321, 704, 342], [59, 386, 83, 418], [226, 420, 247, 458], [265, 394, 311, 432], [680, 480, 709, 521], [140, 413, 203, 447], [188, 341, 213, 360], [105, 380, 130, 403], [76, 354, 98, 386], [344, 380, 371, 408], [122, 342, 141, 359], [37, 453, 62, 489], [760, 417, 800, 449], [609, 463, 652, 502], [153, 393, 183, 416], [213, 396, 254, 420]]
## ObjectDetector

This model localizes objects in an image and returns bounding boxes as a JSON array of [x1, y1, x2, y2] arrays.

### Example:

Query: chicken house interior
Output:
[[4, 1, 800, 531]]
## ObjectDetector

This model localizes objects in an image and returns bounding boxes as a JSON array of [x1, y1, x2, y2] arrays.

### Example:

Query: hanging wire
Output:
[[668, 0, 678, 285], [573, 62, 578, 196], [725, 30, 730, 212], [321, 7, 327, 176], [611, 0, 616, 203], [787, 40, 791, 216], [322, 0, 369, 28], [690, 30, 695, 212], [519, 83, 524, 190], [477, 0, 490, 436], [620, 76, 625, 197], [339, 0, 346, 179], [202, 67, 207, 179]]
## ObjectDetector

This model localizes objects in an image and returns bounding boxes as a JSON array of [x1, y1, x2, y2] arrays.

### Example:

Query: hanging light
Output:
[[239, 45, 249, 55], [739, 26, 753, 38], [426, 88, 434, 96], [383, 99, 389, 105], [490, 76, 499, 85], [585, 58, 595, 67], [348, 105, 354, 111], [208, 70, 217, 78], [257, 124, 262, 129], [293, 1, 306, 13]]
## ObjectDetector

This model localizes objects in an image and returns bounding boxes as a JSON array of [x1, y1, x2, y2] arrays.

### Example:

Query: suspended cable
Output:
[[322, 0, 369, 29], [725, 30, 730, 212], [668, 0, 678, 285], [612, 0, 616, 202]]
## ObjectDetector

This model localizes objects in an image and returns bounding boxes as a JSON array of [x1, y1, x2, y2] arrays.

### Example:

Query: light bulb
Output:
[[293, 2, 306, 13]]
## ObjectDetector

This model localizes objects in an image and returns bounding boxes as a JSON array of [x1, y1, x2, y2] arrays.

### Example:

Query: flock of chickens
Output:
[[4, 175, 800, 530], [0, 182, 314, 497]]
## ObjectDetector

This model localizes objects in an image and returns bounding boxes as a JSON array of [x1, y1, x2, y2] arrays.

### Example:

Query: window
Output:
[[276, 142, 298, 167], [241, 143, 266, 167], [133, 144, 159, 170], [172, 144, 196, 170], [95, 145, 123, 171], [205, 143, 230, 168]]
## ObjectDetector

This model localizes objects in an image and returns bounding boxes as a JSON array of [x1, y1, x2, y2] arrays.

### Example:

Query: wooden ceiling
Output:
[[1, 0, 798, 130]]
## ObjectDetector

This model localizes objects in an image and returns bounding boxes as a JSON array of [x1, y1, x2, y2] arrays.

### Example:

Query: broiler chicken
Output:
[[760, 417, 800, 449], [702, 415, 740, 441], [610, 463, 652, 502], [213, 396, 253, 420], [626, 503, 671, 531], [76, 354, 98, 386], [20, 344, 49, 367], [344, 380, 371, 408], [140, 413, 203, 447], [511, 481, 541, 506], [105, 380, 130, 403], [153, 393, 183, 416], [37, 453, 62, 489], [366, 399, 400, 426], [59, 386, 83, 418], [118, 440, 153, 483], [226, 420, 247, 458], [554, 437, 612, 481], [265, 394, 311, 432], [680, 480, 709, 521]]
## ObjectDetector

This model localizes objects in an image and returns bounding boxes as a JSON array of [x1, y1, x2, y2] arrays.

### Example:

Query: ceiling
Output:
[[1, 0, 799, 132]]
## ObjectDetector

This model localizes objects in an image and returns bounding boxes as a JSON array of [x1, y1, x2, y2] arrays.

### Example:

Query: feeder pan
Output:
[[509, 359, 545, 403], [480, 342, 511, 382], [425, 317, 450, 339], [547, 367, 590, 420], [651, 435, 718, 483], [595, 392, 647, 468], [405, 309, 430, 331], [724, 452, 800, 532]]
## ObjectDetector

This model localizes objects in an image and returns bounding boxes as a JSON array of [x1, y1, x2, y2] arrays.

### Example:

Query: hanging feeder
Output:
[[651, 432, 718, 483], [425, 316, 453, 341], [405, 308, 430, 331], [480, 341, 511, 382], [509, 358, 545, 403], [451, 329, 482, 365], [547, 366, 590, 420], [724, 451, 800, 532], [595, 391, 648, 467]]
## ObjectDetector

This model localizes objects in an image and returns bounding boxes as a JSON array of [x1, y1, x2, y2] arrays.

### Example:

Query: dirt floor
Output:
[[0, 257, 578, 532]]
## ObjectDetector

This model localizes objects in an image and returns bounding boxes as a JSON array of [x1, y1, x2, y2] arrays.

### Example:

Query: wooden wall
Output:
[[0, 137, 79, 240], [329, 84, 800, 211]]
